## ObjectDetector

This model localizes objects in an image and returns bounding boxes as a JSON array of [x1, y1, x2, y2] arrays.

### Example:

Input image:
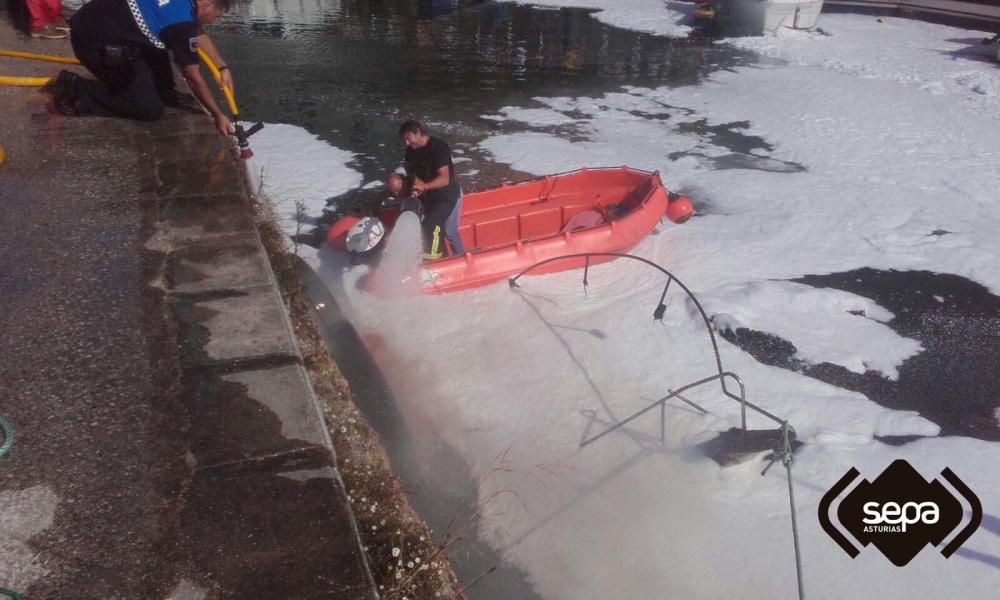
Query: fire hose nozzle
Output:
[[233, 121, 264, 160], [399, 196, 421, 214]]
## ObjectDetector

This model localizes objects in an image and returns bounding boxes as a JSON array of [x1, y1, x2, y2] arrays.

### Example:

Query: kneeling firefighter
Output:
[[52, 0, 233, 137]]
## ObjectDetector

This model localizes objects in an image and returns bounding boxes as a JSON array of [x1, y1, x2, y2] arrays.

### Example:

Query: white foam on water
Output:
[[701, 280, 923, 379], [245, 123, 363, 238], [498, 0, 695, 37]]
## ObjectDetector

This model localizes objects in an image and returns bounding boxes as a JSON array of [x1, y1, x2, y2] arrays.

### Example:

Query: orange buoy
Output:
[[327, 214, 361, 251], [666, 196, 694, 224]]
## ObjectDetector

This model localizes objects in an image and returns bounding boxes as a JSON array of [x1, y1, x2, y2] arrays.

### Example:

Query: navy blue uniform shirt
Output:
[[70, 0, 200, 66]]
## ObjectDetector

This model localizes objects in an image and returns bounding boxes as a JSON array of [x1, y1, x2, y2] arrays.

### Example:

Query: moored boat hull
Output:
[[420, 167, 675, 293]]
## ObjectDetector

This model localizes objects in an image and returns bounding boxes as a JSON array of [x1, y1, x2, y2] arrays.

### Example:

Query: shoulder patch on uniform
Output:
[[189, 37, 199, 52]]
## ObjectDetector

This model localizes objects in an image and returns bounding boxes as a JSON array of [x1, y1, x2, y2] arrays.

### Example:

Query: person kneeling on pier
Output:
[[385, 172, 412, 200], [50, 0, 234, 137]]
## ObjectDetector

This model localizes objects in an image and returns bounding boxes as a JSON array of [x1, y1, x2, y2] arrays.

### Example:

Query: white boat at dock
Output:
[[765, 0, 826, 31], [694, 0, 827, 35]]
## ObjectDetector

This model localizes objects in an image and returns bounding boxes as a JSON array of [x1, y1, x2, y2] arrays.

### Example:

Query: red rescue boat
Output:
[[328, 166, 693, 294]]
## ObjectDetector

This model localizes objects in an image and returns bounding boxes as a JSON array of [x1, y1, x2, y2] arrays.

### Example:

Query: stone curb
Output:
[[155, 114, 380, 598]]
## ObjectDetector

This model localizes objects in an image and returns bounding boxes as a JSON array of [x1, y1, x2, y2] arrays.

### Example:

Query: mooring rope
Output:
[[760, 422, 805, 599]]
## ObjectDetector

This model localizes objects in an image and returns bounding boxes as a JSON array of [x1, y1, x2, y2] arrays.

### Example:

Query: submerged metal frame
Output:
[[508, 252, 787, 447], [512, 253, 806, 600]]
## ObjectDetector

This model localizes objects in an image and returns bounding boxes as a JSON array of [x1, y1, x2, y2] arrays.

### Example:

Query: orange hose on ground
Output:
[[0, 75, 54, 86], [0, 49, 80, 64], [0, 49, 78, 87]]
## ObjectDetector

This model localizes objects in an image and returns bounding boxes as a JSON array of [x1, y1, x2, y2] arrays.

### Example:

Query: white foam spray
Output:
[[369, 210, 424, 296]]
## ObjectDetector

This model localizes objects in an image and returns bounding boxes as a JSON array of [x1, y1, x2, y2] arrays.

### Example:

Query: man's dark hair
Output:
[[398, 120, 424, 136]]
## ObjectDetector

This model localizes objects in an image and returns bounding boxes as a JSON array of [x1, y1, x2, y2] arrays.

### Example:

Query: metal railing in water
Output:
[[508, 252, 789, 446]]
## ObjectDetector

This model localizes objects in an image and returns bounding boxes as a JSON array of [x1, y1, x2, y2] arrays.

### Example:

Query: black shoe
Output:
[[56, 69, 81, 94], [52, 70, 81, 116]]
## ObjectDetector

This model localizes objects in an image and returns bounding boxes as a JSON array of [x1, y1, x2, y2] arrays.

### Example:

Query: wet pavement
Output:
[[0, 15, 375, 600]]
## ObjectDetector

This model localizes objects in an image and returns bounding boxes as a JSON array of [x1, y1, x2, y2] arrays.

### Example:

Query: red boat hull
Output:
[[332, 166, 675, 293]]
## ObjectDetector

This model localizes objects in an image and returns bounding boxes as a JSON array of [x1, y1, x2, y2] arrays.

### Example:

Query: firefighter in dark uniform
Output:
[[51, 0, 233, 137], [399, 120, 465, 259]]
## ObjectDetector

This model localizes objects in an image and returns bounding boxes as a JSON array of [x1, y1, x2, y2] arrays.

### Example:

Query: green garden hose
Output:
[[0, 415, 13, 459], [1, 419, 20, 599]]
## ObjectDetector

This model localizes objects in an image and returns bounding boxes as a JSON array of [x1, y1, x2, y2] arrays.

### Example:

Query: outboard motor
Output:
[[345, 217, 387, 255], [343, 196, 422, 258]]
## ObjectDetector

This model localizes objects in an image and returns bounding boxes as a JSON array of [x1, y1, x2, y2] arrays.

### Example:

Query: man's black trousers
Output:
[[69, 34, 176, 121], [422, 196, 459, 259]]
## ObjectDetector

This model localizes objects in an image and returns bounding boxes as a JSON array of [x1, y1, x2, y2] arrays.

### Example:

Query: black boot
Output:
[[52, 70, 82, 116]]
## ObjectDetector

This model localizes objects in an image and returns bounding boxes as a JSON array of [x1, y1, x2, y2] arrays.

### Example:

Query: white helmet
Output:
[[345, 216, 386, 253]]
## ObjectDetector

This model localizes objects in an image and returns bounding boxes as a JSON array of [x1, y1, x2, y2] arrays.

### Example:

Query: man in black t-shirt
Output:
[[399, 120, 465, 259], [51, 0, 233, 136]]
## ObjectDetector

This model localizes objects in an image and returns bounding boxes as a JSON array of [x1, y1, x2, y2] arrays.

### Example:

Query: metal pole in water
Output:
[[782, 423, 805, 600]]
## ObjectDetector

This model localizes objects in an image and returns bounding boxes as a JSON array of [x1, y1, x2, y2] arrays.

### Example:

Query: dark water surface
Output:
[[212, 0, 756, 187]]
